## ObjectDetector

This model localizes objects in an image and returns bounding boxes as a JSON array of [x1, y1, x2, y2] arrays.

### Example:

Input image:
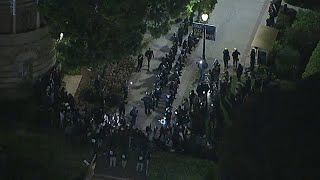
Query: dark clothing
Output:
[[142, 95, 153, 114], [237, 65, 243, 81], [145, 50, 154, 71], [250, 49, 256, 71], [119, 101, 125, 116], [232, 50, 241, 68], [189, 92, 196, 110], [137, 54, 144, 72], [130, 108, 138, 126], [223, 49, 230, 69]]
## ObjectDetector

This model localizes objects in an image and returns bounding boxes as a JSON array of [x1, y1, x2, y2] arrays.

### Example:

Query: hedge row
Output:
[[303, 41, 320, 79]]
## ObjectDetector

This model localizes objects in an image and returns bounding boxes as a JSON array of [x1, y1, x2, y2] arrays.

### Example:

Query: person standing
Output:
[[137, 54, 144, 72], [145, 151, 151, 174], [250, 48, 256, 71], [237, 64, 244, 81], [109, 150, 116, 168], [129, 107, 138, 128], [232, 48, 241, 69], [145, 48, 154, 72], [142, 92, 152, 115], [178, 26, 184, 46], [189, 90, 196, 110], [136, 153, 144, 172], [118, 99, 126, 117], [223, 48, 230, 70], [121, 154, 127, 168]]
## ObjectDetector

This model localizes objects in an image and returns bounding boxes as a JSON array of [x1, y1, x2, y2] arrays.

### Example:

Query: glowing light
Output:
[[130, 81, 133, 85], [202, 14, 209, 21], [59, 33, 64, 40]]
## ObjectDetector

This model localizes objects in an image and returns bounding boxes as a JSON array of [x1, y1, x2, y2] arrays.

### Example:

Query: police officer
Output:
[[232, 48, 241, 69], [223, 48, 230, 69], [145, 48, 154, 72], [142, 92, 152, 115]]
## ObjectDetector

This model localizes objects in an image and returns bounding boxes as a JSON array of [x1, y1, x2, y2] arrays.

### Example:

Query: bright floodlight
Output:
[[202, 14, 209, 21], [59, 32, 64, 40], [200, 60, 203, 64], [130, 81, 133, 85]]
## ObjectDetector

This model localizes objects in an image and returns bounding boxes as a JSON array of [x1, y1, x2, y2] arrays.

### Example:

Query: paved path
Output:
[[95, 0, 272, 178]]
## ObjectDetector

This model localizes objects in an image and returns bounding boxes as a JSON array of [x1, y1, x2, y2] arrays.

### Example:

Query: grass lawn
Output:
[[0, 130, 91, 180], [148, 151, 216, 180]]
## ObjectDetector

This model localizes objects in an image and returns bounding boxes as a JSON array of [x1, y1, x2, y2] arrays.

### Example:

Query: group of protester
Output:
[[130, 18, 204, 154], [33, 8, 279, 175]]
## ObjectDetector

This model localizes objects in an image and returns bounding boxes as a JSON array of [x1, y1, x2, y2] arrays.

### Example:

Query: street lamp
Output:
[[59, 32, 64, 41], [201, 14, 209, 60]]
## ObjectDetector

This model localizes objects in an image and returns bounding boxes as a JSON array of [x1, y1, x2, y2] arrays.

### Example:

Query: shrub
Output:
[[284, 0, 320, 10], [268, 40, 284, 65], [275, 7, 297, 36], [284, 10, 320, 61], [302, 41, 320, 79], [275, 46, 300, 80]]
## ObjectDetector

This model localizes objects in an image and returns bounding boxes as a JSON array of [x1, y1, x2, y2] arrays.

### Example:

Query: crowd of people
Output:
[[32, 8, 279, 175]]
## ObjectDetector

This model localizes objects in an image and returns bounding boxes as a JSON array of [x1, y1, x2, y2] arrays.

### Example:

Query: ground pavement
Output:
[[94, 0, 272, 179]]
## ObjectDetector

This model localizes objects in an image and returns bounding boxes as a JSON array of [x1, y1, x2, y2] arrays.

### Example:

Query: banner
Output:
[[192, 22, 203, 38], [192, 22, 216, 41], [205, 24, 216, 41]]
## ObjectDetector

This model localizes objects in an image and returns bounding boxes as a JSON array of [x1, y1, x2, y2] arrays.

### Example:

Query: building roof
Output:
[[251, 25, 279, 51]]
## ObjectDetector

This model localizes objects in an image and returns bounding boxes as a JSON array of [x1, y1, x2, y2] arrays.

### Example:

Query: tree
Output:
[[219, 80, 320, 180], [39, 0, 218, 71], [275, 46, 300, 79], [303, 41, 320, 79], [284, 10, 320, 63], [40, 0, 147, 67]]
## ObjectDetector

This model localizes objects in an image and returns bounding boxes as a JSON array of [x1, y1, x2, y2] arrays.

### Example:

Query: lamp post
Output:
[[201, 13, 209, 60]]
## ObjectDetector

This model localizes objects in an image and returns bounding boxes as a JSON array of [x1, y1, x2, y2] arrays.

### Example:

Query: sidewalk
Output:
[[125, 23, 195, 130]]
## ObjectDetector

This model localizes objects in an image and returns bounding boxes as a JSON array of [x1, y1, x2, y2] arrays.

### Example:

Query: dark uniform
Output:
[[223, 48, 230, 69]]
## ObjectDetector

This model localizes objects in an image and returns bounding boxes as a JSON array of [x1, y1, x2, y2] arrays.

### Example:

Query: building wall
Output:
[[0, 1, 55, 100]]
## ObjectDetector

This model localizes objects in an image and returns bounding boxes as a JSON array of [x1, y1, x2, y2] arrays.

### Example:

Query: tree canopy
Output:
[[284, 10, 320, 61], [303, 41, 320, 79], [39, 0, 217, 70], [219, 80, 320, 180]]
